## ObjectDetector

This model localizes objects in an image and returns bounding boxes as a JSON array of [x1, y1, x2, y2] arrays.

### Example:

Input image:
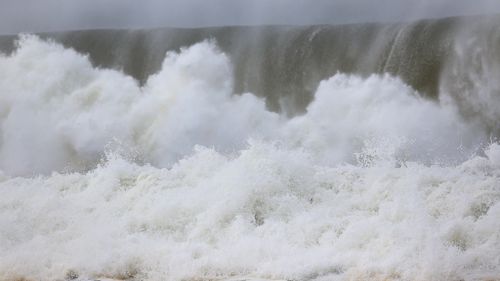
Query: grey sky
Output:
[[1, 0, 500, 34]]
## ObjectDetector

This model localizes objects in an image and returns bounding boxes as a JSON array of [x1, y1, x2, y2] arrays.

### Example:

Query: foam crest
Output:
[[0, 36, 487, 175], [285, 74, 486, 166], [0, 36, 280, 175], [0, 36, 498, 281]]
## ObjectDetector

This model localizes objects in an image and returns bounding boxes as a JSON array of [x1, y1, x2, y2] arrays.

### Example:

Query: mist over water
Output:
[[0, 13, 500, 281], [3, 0, 500, 34]]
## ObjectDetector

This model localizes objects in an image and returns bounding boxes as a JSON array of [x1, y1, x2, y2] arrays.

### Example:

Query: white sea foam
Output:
[[0, 36, 499, 281]]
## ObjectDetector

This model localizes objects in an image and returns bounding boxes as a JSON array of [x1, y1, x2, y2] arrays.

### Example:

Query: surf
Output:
[[0, 14, 499, 281]]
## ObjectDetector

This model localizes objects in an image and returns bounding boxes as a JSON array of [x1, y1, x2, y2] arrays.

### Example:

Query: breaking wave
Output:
[[0, 23, 499, 281]]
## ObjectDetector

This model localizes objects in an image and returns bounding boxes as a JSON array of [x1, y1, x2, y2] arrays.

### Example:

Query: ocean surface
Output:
[[0, 14, 499, 281]]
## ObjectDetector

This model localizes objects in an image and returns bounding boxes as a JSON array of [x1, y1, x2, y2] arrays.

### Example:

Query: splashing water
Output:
[[0, 35, 499, 281]]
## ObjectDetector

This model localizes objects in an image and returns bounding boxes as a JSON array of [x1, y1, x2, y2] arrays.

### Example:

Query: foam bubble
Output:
[[1, 143, 499, 281]]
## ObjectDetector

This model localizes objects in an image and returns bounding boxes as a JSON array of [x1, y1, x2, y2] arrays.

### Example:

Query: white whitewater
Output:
[[0, 36, 499, 281]]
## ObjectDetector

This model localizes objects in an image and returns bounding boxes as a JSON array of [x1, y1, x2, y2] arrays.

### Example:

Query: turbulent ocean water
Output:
[[0, 14, 499, 281]]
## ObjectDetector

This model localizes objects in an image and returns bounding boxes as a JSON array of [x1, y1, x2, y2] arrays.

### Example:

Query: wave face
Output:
[[2, 14, 500, 122], [0, 15, 499, 281]]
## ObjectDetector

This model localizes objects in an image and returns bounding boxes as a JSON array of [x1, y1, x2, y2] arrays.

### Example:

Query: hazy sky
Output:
[[2, 0, 500, 34]]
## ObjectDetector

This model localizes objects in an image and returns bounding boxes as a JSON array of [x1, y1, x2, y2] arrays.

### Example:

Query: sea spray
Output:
[[0, 36, 498, 281], [0, 35, 486, 175]]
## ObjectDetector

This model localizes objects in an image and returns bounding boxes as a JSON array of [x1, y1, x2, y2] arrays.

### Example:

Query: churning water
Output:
[[0, 14, 499, 281]]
